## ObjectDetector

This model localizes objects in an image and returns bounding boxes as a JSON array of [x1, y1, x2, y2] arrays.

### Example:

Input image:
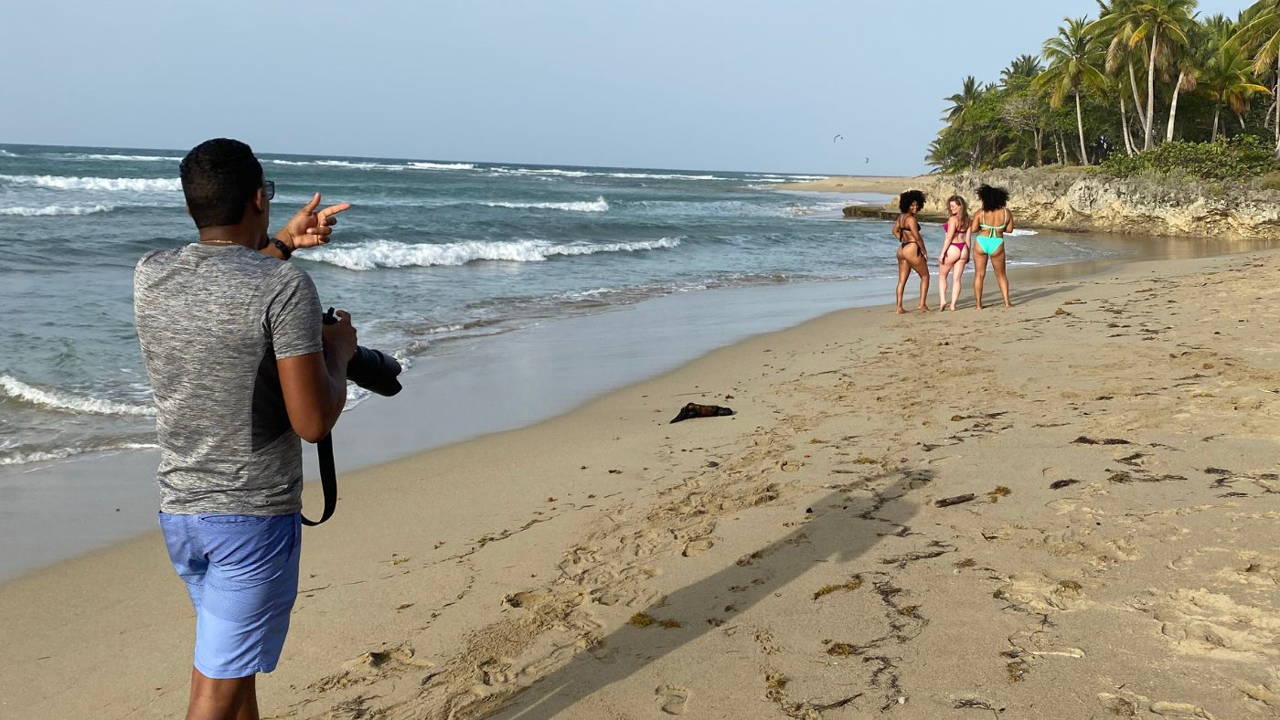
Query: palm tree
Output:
[[1037, 17, 1107, 165], [1233, 1, 1280, 154], [1165, 14, 1203, 142], [1201, 38, 1270, 139], [1202, 12, 1237, 42], [1001, 54, 1044, 86], [943, 76, 985, 167], [945, 76, 983, 125], [1094, 0, 1197, 149], [1091, 0, 1151, 152]]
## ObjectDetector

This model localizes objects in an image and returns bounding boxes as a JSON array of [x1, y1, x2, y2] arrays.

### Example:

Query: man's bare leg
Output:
[[187, 668, 258, 720]]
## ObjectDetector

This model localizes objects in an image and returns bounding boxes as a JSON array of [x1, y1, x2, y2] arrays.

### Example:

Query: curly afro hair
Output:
[[898, 189, 926, 213], [976, 184, 1009, 211]]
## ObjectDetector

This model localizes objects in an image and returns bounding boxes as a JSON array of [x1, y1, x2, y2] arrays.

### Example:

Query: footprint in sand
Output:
[[656, 684, 689, 715], [1149, 588, 1279, 663]]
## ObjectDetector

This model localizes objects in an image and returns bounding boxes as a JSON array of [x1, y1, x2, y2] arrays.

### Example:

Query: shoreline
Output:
[[0, 227, 1194, 584], [1, 228, 1274, 583], [772, 175, 914, 195], [6, 243, 1280, 718]]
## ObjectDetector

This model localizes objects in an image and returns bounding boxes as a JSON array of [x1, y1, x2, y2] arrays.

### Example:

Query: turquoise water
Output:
[[0, 144, 1108, 468]]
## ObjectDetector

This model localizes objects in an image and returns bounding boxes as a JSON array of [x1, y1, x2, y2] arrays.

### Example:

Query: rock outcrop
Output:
[[853, 168, 1280, 240]]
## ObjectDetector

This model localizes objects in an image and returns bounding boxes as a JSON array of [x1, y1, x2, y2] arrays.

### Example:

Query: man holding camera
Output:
[[134, 138, 354, 720]]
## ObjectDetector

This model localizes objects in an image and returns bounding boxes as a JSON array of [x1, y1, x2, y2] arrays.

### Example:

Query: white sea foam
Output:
[[0, 442, 158, 467], [1008, 229, 1039, 236], [314, 160, 403, 171], [0, 149, 18, 157], [407, 161, 475, 171], [604, 171, 731, 181], [0, 174, 181, 193], [482, 196, 609, 213], [0, 203, 116, 216], [68, 153, 182, 162], [300, 237, 681, 270], [0, 375, 155, 416], [489, 167, 592, 178], [267, 159, 403, 170], [488, 167, 731, 181]]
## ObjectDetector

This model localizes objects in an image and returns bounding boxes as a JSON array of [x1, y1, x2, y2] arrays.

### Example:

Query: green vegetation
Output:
[[930, 1, 1280, 177], [1100, 134, 1277, 177]]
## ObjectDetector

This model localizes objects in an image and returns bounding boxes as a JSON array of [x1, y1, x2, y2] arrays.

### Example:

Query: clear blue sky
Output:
[[0, 0, 1247, 175]]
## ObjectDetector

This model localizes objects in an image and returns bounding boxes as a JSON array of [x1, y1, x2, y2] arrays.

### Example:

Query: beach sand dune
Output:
[[5, 252, 1280, 719]]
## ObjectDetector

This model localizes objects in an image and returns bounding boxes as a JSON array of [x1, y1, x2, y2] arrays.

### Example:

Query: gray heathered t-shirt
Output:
[[134, 243, 322, 515]]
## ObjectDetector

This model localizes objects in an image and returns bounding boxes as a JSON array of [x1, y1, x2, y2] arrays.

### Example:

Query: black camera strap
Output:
[[301, 433, 337, 526]]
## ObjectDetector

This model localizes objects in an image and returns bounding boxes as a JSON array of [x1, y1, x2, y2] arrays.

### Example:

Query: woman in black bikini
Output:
[[893, 190, 930, 314]]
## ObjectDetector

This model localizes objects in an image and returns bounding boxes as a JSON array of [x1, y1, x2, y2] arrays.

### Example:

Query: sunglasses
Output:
[[263, 180, 275, 201]]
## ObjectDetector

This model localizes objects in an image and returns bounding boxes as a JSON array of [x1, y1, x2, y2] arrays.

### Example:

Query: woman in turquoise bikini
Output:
[[969, 184, 1014, 309], [892, 190, 930, 314]]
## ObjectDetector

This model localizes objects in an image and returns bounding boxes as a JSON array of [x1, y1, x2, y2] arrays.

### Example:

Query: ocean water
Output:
[[0, 143, 1098, 469]]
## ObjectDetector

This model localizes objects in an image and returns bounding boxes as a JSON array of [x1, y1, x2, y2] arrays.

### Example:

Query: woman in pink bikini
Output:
[[937, 195, 970, 311]]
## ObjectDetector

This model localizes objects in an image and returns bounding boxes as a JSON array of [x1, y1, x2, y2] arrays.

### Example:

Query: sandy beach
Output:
[[6, 248, 1280, 719], [773, 175, 918, 194]]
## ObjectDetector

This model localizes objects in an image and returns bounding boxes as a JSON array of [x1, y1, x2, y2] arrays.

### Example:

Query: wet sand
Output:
[[5, 247, 1280, 719]]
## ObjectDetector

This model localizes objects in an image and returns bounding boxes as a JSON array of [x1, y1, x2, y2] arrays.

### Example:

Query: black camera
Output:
[[322, 307, 403, 397]]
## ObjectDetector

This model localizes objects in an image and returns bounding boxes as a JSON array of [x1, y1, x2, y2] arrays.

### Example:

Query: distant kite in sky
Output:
[[832, 134, 844, 143]]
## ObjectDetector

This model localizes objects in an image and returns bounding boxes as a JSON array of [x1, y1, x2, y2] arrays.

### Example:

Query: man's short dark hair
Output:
[[180, 139, 264, 229], [898, 190, 926, 213], [977, 184, 1009, 211]]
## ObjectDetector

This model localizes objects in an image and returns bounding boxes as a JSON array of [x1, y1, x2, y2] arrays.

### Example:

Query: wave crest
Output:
[[408, 161, 475, 170], [313, 160, 401, 171], [300, 237, 681, 270], [67, 153, 182, 162], [0, 375, 155, 416], [482, 196, 608, 213], [0, 442, 158, 467], [489, 167, 730, 181], [0, 174, 181, 193], [0, 203, 116, 216]]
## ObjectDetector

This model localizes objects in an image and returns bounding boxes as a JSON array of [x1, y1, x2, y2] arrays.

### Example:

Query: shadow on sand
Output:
[[488, 471, 925, 719]]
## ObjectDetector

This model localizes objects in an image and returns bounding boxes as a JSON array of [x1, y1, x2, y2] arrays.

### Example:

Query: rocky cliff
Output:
[[854, 168, 1280, 241]]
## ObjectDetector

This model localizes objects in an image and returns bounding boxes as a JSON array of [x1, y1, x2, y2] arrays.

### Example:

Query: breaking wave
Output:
[[0, 174, 181, 193], [0, 203, 116, 216], [481, 196, 608, 212], [300, 237, 681, 270], [407, 161, 475, 170], [0, 442, 159, 467], [66, 153, 182, 162], [488, 167, 732, 181], [0, 375, 155, 416]]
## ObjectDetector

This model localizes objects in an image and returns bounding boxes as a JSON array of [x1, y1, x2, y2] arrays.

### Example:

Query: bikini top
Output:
[[978, 210, 1009, 237], [895, 215, 913, 242]]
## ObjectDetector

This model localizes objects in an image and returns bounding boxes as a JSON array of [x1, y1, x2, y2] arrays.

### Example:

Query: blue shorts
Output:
[[159, 512, 302, 679]]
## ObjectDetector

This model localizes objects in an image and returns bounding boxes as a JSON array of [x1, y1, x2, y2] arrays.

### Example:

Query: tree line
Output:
[[928, 0, 1280, 173]]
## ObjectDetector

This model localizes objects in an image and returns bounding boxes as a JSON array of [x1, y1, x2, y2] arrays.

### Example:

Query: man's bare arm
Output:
[[277, 310, 356, 442]]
